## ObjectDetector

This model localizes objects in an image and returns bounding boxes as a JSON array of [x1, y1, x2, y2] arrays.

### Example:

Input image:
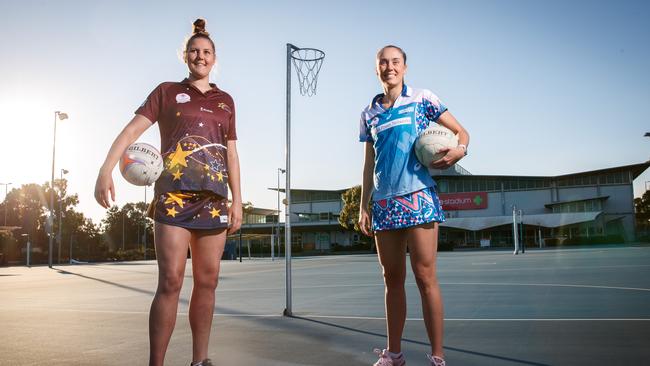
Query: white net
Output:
[[291, 48, 325, 97]]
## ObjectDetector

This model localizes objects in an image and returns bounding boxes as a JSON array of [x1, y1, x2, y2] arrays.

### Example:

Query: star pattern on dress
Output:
[[165, 192, 190, 208], [166, 207, 178, 217], [210, 207, 221, 218], [216, 171, 224, 182], [172, 170, 184, 181], [167, 143, 192, 170]]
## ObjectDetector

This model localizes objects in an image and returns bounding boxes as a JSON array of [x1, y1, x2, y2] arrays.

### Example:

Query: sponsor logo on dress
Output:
[[200, 107, 213, 113], [375, 117, 411, 134], [176, 93, 191, 104], [220, 215, 228, 223], [217, 102, 232, 113], [398, 106, 415, 114]]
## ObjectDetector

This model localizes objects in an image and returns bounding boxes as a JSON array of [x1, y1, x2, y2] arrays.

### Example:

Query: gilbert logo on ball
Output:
[[119, 142, 163, 186], [414, 125, 459, 166]]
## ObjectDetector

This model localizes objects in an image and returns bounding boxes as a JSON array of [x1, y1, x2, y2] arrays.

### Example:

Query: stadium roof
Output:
[[442, 212, 603, 231]]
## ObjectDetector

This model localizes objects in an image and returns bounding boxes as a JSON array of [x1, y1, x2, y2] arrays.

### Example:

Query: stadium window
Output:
[[463, 180, 472, 192], [319, 212, 330, 221], [614, 172, 623, 184], [438, 180, 448, 193], [471, 180, 480, 192], [478, 179, 487, 192], [528, 180, 536, 189], [294, 191, 306, 202], [486, 180, 495, 191], [625, 171, 632, 183]]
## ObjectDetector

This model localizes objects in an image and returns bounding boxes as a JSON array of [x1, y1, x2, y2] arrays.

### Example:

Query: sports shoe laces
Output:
[[373, 349, 403, 366], [426, 353, 446, 366]]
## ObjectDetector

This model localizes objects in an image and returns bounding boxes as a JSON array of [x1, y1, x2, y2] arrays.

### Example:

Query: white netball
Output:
[[414, 125, 458, 166], [119, 142, 163, 186]]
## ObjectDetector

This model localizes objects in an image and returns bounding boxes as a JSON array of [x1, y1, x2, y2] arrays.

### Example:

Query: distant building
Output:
[[236, 161, 649, 252], [435, 161, 649, 247]]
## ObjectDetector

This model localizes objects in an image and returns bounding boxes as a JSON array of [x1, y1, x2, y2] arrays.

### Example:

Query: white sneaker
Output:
[[373, 348, 406, 366], [426, 354, 446, 366]]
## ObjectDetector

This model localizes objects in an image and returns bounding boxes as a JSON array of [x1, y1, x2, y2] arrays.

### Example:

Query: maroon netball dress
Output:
[[136, 79, 236, 229]]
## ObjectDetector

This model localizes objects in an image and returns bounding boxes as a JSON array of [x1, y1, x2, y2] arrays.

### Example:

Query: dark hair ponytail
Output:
[[184, 18, 215, 56]]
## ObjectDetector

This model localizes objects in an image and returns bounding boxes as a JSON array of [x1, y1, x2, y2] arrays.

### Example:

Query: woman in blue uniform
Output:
[[359, 45, 470, 366]]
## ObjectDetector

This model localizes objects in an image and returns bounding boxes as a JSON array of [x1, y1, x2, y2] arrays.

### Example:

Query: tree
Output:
[[100, 202, 151, 254], [635, 190, 650, 239], [0, 179, 102, 264], [339, 185, 363, 232]]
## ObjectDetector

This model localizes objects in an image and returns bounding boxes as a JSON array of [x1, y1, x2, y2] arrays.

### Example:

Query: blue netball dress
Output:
[[359, 85, 446, 231]]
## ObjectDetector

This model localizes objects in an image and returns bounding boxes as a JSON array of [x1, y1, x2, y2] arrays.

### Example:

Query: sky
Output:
[[0, 0, 649, 225]]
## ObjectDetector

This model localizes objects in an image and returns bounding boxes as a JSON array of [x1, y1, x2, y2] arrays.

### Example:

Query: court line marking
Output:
[[10, 308, 650, 321], [440, 282, 650, 292], [303, 315, 650, 322], [212, 281, 650, 293]]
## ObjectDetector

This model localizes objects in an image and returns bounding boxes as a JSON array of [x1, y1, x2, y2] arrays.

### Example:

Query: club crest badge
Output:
[[176, 93, 191, 104]]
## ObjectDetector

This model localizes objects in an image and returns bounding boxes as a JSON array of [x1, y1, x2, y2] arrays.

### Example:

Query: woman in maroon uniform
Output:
[[94, 19, 241, 366]]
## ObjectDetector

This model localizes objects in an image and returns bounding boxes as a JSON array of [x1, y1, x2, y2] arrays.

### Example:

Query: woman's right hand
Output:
[[94, 171, 115, 209], [358, 208, 373, 237]]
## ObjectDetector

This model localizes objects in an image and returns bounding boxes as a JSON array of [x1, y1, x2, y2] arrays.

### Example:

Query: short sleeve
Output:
[[359, 113, 373, 143], [422, 90, 448, 123], [135, 83, 164, 123], [227, 98, 237, 140]]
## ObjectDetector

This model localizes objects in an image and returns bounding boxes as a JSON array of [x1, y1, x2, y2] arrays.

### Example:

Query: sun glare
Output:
[[0, 98, 62, 187]]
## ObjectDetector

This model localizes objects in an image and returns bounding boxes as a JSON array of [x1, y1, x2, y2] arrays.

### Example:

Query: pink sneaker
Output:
[[426, 354, 446, 366], [373, 348, 406, 366]]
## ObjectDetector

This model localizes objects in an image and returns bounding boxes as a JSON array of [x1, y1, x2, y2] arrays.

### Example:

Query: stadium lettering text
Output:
[[438, 192, 488, 210]]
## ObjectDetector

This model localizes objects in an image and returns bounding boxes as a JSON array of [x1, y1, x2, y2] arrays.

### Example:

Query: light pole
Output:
[[21, 233, 30, 267], [144, 185, 148, 261], [512, 205, 519, 255], [276, 168, 286, 260], [49, 110, 68, 268], [58, 169, 68, 264], [122, 209, 125, 251], [0, 182, 12, 226]]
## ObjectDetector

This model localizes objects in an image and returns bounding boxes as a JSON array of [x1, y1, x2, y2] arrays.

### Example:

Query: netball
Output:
[[414, 124, 459, 166], [119, 142, 163, 186]]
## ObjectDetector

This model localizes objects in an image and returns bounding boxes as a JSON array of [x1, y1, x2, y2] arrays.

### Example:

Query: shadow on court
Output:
[[1, 246, 649, 365]]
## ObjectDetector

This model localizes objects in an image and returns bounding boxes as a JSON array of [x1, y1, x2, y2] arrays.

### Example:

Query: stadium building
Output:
[[236, 161, 649, 252]]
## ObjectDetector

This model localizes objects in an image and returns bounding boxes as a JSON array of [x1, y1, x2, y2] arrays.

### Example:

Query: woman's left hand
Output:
[[228, 201, 243, 235], [430, 146, 465, 170]]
